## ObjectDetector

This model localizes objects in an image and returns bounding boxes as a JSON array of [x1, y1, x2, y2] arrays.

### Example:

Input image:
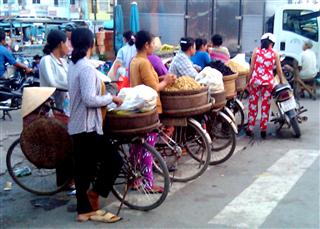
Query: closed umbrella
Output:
[[130, 1, 140, 33], [114, 4, 124, 53]]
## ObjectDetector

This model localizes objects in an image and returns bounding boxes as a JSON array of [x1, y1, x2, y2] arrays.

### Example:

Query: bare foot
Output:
[[87, 190, 99, 211], [77, 211, 97, 222]]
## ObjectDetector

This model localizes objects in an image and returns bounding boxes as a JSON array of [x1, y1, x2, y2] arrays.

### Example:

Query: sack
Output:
[[196, 67, 224, 93]]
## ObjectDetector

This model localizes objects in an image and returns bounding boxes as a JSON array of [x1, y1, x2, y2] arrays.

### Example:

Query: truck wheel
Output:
[[290, 117, 301, 138]]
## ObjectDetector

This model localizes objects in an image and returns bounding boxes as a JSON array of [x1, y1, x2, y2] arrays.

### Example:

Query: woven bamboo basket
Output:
[[210, 90, 227, 109], [20, 117, 72, 169], [104, 109, 160, 135], [236, 72, 248, 92], [223, 73, 238, 99], [160, 86, 211, 117]]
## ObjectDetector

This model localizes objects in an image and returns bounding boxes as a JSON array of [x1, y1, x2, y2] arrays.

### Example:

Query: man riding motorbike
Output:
[[0, 29, 32, 79]]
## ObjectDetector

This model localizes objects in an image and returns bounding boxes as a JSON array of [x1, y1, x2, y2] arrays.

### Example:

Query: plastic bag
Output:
[[108, 85, 157, 112], [196, 67, 224, 93]]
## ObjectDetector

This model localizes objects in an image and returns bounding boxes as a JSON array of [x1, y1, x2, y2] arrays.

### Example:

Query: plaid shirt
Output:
[[169, 51, 198, 78]]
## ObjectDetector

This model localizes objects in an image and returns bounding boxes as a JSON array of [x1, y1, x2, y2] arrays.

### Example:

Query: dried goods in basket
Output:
[[20, 117, 72, 169]]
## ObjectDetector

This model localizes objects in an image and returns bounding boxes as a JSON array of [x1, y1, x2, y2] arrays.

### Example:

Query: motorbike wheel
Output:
[[290, 117, 301, 138]]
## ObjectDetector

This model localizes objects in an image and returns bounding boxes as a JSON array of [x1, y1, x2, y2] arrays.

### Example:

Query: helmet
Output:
[[261, 33, 276, 43]]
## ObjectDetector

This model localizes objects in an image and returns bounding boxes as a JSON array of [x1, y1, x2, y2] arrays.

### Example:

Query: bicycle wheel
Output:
[[156, 118, 211, 182], [6, 138, 70, 195], [227, 99, 245, 132], [112, 142, 170, 211], [207, 112, 237, 165]]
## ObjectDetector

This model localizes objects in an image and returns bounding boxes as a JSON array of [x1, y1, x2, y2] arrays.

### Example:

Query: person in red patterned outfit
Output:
[[246, 33, 285, 139]]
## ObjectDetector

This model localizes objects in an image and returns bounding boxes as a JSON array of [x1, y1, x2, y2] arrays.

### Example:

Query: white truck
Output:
[[266, 4, 320, 71]]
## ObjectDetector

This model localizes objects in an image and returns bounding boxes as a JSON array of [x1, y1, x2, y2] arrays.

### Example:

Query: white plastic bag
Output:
[[196, 67, 224, 93], [109, 85, 157, 112]]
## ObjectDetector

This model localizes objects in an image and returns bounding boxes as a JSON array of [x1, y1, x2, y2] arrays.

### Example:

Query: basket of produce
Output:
[[104, 109, 160, 135], [223, 73, 238, 99], [20, 117, 73, 169], [105, 85, 160, 135], [225, 60, 249, 92], [160, 76, 212, 117], [210, 90, 227, 109]]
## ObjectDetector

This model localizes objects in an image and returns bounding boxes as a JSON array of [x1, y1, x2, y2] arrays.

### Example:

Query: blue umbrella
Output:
[[114, 4, 124, 52], [130, 2, 140, 33]]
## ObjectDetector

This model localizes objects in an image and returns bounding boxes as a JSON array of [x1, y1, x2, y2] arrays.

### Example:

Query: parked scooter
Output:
[[270, 83, 307, 138]]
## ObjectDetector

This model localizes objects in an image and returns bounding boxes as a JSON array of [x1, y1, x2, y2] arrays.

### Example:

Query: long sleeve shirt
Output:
[[39, 53, 68, 110], [68, 57, 113, 135], [169, 51, 198, 78]]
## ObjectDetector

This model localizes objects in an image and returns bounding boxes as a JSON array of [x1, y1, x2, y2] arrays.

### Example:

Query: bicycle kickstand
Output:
[[116, 183, 129, 216]]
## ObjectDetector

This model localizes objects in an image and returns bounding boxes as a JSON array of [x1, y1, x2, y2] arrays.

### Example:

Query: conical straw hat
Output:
[[21, 87, 56, 118]]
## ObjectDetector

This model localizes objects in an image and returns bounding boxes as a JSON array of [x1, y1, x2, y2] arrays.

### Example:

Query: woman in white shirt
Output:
[[116, 31, 137, 69], [39, 29, 69, 110]]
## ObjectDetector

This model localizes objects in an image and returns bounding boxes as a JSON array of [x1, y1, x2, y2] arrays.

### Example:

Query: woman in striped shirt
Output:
[[209, 34, 230, 63]]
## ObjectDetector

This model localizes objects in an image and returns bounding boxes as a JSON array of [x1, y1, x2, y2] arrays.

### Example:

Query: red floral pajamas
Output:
[[247, 84, 273, 131], [247, 47, 276, 132]]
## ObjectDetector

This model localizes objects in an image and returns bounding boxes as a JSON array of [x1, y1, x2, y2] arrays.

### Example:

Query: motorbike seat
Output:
[[272, 83, 292, 96]]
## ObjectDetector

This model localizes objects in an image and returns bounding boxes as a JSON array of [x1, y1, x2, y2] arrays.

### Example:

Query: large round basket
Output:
[[210, 90, 227, 109], [160, 86, 210, 117], [104, 109, 160, 136], [20, 117, 72, 169], [223, 73, 238, 99], [236, 73, 248, 92]]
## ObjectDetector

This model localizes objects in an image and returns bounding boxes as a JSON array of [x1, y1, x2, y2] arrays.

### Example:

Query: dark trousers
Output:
[[72, 132, 123, 214]]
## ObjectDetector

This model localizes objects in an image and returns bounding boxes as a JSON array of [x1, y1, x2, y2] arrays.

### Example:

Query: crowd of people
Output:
[[0, 26, 318, 224]]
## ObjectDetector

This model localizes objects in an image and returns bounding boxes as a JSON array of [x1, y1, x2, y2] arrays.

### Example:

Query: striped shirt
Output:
[[169, 51, 198, 78], [210, 46, 230, 63], [67, 57, 113, 135]]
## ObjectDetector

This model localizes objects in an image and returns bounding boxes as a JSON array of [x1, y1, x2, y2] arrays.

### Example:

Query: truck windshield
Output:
[[283, 10, 319, 41]]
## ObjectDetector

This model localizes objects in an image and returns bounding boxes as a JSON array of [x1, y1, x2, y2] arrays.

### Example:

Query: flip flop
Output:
[[77, 211, 97, 222], [90, 211, 122, 223]]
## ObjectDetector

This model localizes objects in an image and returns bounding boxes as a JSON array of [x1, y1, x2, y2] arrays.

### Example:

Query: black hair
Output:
[[180, 37, 195, 52], [135, 30, 154, 51], [43, 29, 67, 55], [0, 29, 5, 42], [211, 34, 223, 46], [71, 28, 94, 64], [64, 24, 76, 32], [33, 54, 41, 60], [123, 31, 135, 46], [195, 38, 207, 50], [261, 39, 274, 49]]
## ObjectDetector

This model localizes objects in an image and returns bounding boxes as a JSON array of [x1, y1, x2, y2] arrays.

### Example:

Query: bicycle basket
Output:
[[20, 117, 72, 169]]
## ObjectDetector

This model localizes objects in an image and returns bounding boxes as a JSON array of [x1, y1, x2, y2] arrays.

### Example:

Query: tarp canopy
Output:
[[130, 2, 140, 33], [115, 4, 124, 52]]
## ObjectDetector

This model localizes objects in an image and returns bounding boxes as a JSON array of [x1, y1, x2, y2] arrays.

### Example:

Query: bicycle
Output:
[[155, 117, 212, 182]]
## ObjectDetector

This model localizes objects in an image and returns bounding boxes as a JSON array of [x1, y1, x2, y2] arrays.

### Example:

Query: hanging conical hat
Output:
[[21, 87, 56, 118]]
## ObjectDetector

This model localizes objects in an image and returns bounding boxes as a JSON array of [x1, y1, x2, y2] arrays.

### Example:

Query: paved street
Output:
[[0, 97, 319, 229]]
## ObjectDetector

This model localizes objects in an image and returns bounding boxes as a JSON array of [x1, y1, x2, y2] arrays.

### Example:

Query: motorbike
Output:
[[270, 83, 307, 138], [0, 86, 22, 120]]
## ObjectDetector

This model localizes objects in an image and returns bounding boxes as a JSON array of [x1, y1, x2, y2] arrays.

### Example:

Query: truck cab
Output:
[[267, 4, 320, 71]]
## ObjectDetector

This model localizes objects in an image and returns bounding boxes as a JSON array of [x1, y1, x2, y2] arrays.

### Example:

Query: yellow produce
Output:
[[226, 60, 249, 75], [164, 76, 203, 91]]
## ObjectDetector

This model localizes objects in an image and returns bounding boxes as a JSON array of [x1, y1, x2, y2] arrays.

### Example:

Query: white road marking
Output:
[[208, 149, 320, 228]]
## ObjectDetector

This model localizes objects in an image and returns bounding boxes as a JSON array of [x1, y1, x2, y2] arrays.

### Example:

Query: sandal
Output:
[[145, 185, 164, 194], [77, 211, 97, 222], [90, 210, 122, 223]]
